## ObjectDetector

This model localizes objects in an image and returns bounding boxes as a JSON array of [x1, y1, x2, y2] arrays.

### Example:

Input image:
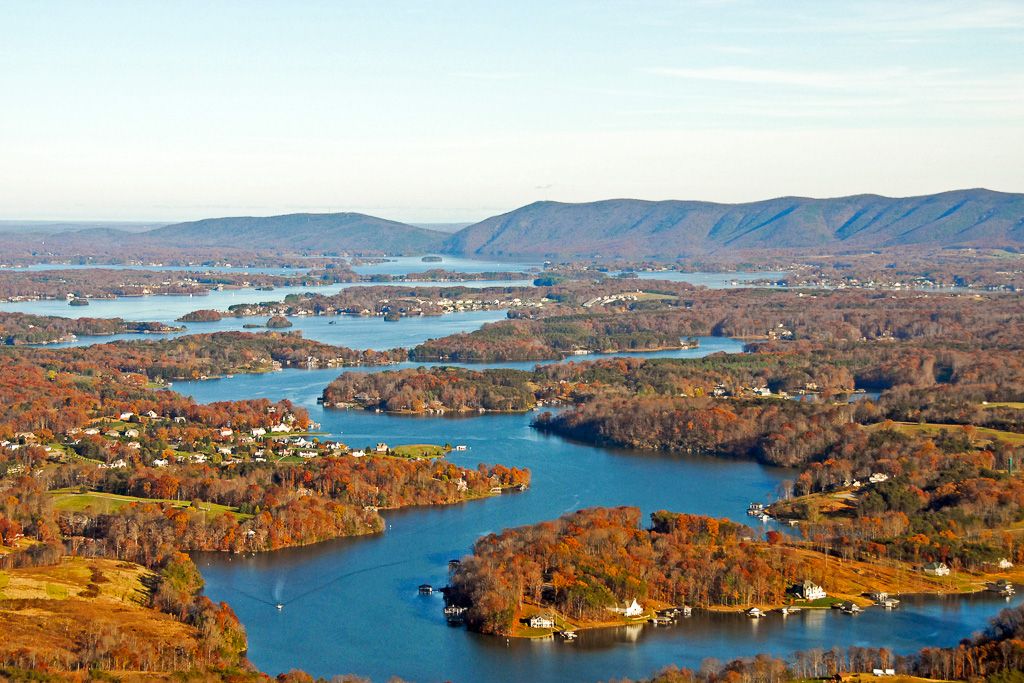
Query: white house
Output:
[[375, 442, 389, 453], [528, 614, 555, 629], [623, 599, 644, 618], [119, 412, 134, 420], [869, 472, 890, 484], [219, 428, 234, 437], [350, 450, 366, 458], [923, 561, 950, 576], [796, 580, 827, 600], [251, 427, 266, 437], [144, 410, 159, 419], [153, 458, 169, 467], [124, 429, 140, 438], [998, 558, 1014, 570]]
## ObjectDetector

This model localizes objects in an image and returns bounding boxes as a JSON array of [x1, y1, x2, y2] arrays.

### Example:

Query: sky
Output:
[[1, 0, 1022, 222]]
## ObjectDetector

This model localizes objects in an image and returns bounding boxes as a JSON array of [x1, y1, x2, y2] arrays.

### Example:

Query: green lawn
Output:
[[48, 489, 248, 518], [878, 421, 1024, 446], [390, 444, 448, 459], [983, 401, 1024, 410]]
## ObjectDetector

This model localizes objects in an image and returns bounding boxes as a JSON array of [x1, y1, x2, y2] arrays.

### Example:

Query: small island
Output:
[[176, 308, 223, 322], [266, 314, 293, 328]]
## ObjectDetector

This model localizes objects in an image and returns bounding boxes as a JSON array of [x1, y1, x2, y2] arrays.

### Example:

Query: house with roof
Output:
[[623, 599, 644, 618], [528, 614, 555, 629], [794, 580, 827, 600], [923, 561, 950, 576]]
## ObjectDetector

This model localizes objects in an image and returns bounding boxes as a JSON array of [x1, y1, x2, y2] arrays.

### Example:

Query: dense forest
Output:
[[449, 507, 819, 635], [323, 366, 540, 413], [0, 311, 182, 345], [411, 287, 1024, 361], [0, 266, 358, 302], [220, 284, 542, 319]]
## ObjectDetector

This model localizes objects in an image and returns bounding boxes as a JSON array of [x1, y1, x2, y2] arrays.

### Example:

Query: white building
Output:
[[796, 580, 827, 600], [923, 561, 950, 576], [623, 599, 644, 618], [528, 614, 555, 629]]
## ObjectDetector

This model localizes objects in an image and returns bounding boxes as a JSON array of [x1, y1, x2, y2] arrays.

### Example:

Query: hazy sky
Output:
[[1, 0, 1022, 222]]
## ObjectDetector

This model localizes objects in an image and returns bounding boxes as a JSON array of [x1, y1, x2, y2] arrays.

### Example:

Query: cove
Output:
[[176, 361, 1021, 683]]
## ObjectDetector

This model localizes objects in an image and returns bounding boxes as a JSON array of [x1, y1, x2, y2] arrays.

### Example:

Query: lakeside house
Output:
[[923, 561, 950, 576], [623, 599, 644, 618], [528, 614, 555, 629], [997, 558, 1014, 570], [375, 442, 389, 453], [794, 580, 827, 601]]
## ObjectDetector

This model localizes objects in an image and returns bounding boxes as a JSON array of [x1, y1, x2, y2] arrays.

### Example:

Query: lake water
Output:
[[8, 259, 1007, 680], [351, 255, 542, 276], [177, 359, 1019, 682], [0, 263, 314, 275], [616, 270, 790, 288]]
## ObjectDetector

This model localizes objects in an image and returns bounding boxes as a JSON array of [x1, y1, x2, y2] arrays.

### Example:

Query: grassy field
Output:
[[390, 443, 448, 459], [983, 401, 1024, 410], [769, 490, 858, 521], [871, 421, 1024, 446], [0, 557, 202, 672], [49, 488, 247, 518]]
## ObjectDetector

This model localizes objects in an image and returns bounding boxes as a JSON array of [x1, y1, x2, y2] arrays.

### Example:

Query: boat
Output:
[[559, 630, 577, 640], [880, 597, 900, 609], [840, 602, 862, 614], [418, 583, 433, 595], [746, 607, 764, 618], [986, 580, 1016, 596], [649, 616, 673, 626], [276, 603, 284, 610]]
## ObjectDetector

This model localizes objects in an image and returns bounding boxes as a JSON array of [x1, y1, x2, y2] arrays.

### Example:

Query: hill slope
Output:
[[145, 212, 447, 255], [445, 189, 1024, 259]]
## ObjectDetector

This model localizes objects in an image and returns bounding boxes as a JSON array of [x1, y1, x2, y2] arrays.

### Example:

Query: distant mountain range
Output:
[[12, 189, 1024, 260], [445, 189, 1024, 259], [142, 213, 447, 255]]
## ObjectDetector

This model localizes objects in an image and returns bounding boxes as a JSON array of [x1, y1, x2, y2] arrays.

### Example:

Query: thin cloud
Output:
[[451, 71, 523, 81], [644, 66, 916, 89]]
